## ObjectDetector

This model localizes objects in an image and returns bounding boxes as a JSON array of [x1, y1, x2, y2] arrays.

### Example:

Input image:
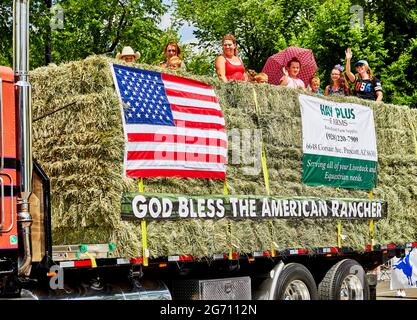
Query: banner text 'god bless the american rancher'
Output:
[[121, 193, 386, 221]]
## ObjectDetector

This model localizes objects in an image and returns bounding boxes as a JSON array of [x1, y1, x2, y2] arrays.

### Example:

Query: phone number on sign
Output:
[[326, 133, 359, 143]]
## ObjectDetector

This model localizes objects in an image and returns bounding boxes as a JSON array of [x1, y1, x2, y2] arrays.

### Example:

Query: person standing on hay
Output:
[[279, 58, 305, 89], [246, 69, 258, 82], [159, 42, 186, 69], [116, 46, 140, 63], [345, 48, 383, 101], [167, 56, 183, 70], [307, 76, 324, 95], [324, 64, 350, 96], [254, 72, 268, 84], [215, 34, 247, 82]]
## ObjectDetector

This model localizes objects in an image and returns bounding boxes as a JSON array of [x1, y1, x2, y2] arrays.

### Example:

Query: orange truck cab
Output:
[[0, 66, 18, 251]]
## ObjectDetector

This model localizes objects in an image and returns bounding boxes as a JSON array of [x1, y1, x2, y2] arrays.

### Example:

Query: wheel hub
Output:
[[284, 280, 311, 300], [340, 274, 364, 300]]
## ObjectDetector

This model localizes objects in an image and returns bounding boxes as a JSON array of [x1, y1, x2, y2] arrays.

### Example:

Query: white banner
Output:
[[299, 94, 378, 161], [390, 248, 417, 290]]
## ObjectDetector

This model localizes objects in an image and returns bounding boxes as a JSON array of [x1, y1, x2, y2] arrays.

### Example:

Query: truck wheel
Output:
[[275, 263, 318, 300], [318, 259, 370, 300]]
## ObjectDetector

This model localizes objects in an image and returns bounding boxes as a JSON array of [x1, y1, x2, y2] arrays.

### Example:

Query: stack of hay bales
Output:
[[30, 55, 417, 258]]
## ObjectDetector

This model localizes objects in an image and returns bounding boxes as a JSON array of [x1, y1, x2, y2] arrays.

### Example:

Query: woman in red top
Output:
[[215, 34, 247, 82]]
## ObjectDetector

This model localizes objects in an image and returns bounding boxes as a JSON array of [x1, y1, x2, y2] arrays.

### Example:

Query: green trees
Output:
[[296, 0, 387, 88], [1, 0, 416, 107], [382, 38, 417, 107], [0, 1, 13, 66], [358, 0, 417, 107], [51, 0, 165, 63], [358, 0, 417, 65], [175, 0, 417, 107], [0, 0, 168, 69], [175, 0, 315, 70]]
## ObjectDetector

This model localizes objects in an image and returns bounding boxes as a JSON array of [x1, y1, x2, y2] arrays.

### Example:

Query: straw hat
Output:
[[116, 46, 140, 60]]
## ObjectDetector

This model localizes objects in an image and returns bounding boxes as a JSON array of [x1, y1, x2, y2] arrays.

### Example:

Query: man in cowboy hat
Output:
[[116, 46, 140, 63]]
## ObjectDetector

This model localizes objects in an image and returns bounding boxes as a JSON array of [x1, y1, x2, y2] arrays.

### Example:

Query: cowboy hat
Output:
[[116, 46, 140, 60]]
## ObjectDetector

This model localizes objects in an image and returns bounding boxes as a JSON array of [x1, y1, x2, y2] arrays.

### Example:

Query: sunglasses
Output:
[[167, 49, 176, 53]]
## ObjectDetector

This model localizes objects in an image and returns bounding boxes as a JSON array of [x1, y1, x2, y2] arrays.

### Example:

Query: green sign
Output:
[[299, 94, 378, 189], [302, 154, 377, 189]]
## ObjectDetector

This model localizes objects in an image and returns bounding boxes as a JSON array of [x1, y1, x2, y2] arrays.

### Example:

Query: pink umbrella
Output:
[[262, 46, 318, 87]]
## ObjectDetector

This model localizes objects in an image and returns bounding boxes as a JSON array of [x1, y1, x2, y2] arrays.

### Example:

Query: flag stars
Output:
[[115, 67, 177, 126]]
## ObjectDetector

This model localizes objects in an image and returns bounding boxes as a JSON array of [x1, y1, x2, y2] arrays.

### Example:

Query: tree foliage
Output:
[[174, 0, 316, 71], [358, 0, 417, 65], [0, 0, 169, 69], [1, 0, 417, 107], [296, 0, 387, 87], [382, 38, 417, 107]]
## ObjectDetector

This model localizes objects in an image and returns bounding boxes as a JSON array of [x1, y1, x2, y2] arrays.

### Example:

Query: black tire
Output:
[[275, 263, 318, 300], [318, 259, 370, 300]]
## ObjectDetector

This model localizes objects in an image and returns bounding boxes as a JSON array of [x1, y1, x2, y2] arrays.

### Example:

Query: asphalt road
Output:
[[377, 280, 417, 300]]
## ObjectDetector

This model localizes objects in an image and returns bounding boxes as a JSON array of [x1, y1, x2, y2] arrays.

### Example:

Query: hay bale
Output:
[[30, 55, 417, 258]]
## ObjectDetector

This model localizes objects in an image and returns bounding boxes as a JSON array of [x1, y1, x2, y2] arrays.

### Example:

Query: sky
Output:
[[160, 0, 197, 44]]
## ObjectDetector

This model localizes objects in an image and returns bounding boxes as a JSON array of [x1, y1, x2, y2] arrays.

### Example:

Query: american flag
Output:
[[111, 64, 227, 179]]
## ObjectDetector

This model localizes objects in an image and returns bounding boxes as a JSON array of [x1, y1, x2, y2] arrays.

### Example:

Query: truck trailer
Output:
[[1, 0, 415, 300]]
